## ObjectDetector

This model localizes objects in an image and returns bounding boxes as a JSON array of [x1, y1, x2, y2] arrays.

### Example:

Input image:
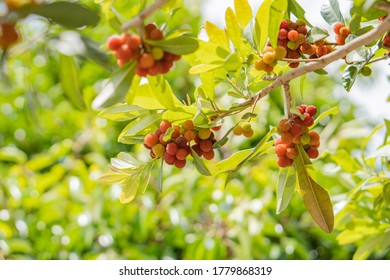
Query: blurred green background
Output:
[[1, 0, 389, 260]]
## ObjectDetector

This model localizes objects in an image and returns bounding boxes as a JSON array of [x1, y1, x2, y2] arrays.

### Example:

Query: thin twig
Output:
[[283, 83, 292, 117], [367, 52, 390, 64], [262, 75, 279, 81], [122, 0, 171, 31], [235, 3, 390, 109]]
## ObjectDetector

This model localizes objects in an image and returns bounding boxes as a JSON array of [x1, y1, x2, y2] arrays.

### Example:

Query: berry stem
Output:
[[122, 0, 171, 31], [283, 83, 292, 117]]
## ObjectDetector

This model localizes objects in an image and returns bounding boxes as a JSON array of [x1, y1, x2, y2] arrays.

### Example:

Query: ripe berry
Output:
[[287, 22, 298, 31], [184, 130, 196, 141], [243, 129, 254, 138], [339, 27, 351, 37], [275, 138, 283, 146], [166, 142, 179, 155], [275, 144, 287, 156], [302, 113, 314, 126], [289, 62, 299, 68], [183, 120, 195, 131], [164, 153, 176, 165], [296, 25, 308, 35], [278, 119, 291, 133], [203, 150, 215, 160], [280, 20, 289, 30], [149, 29, 164, 40], [286, 147, 297, 159], [198, 128, 211, 140], [305, 105, 317, 116], [287, 30, 299, 41], [191, 144, 203, 157], [174, 159, 186, 168], [148, 61, 163, 75], [306, 147, 319, 159], [290, 124, 302, 136], [152, 143, 166, 158], [262, 52, 276, 64], [145, 23, 158, 37], [139, 53, 155, 69], [159, 120, 171, 133], [115, 45, 132, 61], [107, 36, 122, 51], [278, 29, 288, 40], [135, 66, 148, 77], [309, 131, 320, 145], [144, 133, 158, 148], [277, 156, 293, 167], [127, 34, 142, 50], [176, 148, 189, 160], [281, 132, 293, 146], [199, 140, 213, 152], [333, 22, 344, 35], [175, 136, 188, 148]]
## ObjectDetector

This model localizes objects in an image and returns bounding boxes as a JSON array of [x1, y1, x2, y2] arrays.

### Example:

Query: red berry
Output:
[[203, 150, 215, 160], [175, 136, 188, 148], [184, 130, 196, 142], [183, 120, 195, 131], [128, 34, 142, 50], [309, 131, 320, 146], [191, 144, 203, 157], [280, 20, 289, 30], [149, 29, 164, 40], [275, 144, 287, 156], [144, 133, 158, 148], [107, 36, 122, 51], [176, 148, 189, 160], [302, 113, 314, 127], [199, 140, 213, 152], [333, 22, 344, 35], [286, 147, 297, 159], [277, 156, 293, 167], [278, 119, 291, 133], [290, 124, 302, 137], [306, 147, 319, 159], [166, 142, 178, 155], [305, 105, 317, 116], [159, 120, 171, 133], [135, 66, 148, 77], [298, 104, 307, 114], [115, 45, 132, 62], [287, 30, 299, 41], [164, 153, 176, 165], [148, 61, 163, 76], [174, 159, 186, 168], [275, 138, 283, 146], [278, 29, 288, 40], [281, 132, 293, 146]]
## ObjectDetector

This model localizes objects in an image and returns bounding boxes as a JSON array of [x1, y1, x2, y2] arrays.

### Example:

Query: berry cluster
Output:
[[278, 19, 308, 68], [274, 105, 320, 167], [107, 23, 180, 77], [254, 46, 287, 72], [333, 22, 351, 45], [0, 23, 19, 50], [232, 122, 254, 138], [143, 120, 218, 168]]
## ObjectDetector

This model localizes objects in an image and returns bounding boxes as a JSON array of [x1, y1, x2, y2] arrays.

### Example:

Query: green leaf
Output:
[[59, 54, 86, 111], [234, 0, 253, 28], [189, 62, 223, 74], [205, 21, 229, 49], [99, 173, 130, 184], [276, 166, 297, 214], [139, 162, 154, 194], [255, 0, 272, 50], [190, 147, 212, 176], [311, 106, 338, 127], [80, 36, 110, 68], [92, 62, 136, 109], [213, 149, 252, 175], [353, 231, 390, 260], [0, 147, 27, 163], [146, 36, 199, 55], [346, 35, 367, 63], [269, 0, 288, 48], [331, 149, 362, 172], [118, 112, 163, 141], [294, 145, 334, 233], [300, 74, 306, 97], [224, 53, 242, 71], [19, 1, 99, 28], [98, 104, 146, 121], [320, 0, 345, 25], [385, 119, 390, 137], [119, 176, 139, 203], [225, 8, 242, 50], [200, 72, 216, 101], [313, 69, 328, 75], [306, 26, 329, 44], [349, 13, 361, 34], [287, 0, 313, 27]]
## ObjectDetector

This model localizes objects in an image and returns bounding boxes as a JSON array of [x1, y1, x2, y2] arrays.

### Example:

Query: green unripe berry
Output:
[[198, 128, 211, 140], [300, 134, 311, 145], [152, 143, 166, 157], [360, 66, 372, 76], [151, 47, 164, 60], [241, 122, 252, 132]]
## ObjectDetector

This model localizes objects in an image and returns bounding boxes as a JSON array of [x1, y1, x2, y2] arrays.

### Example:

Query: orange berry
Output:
[[115, 45, 132, 62], [139, 53, 155, 69], [174, 159, 186, 168], [203, 150, 215, 160], [286, 147, 297, 159], [279, 29, 288, 40], [166, 142, 179, 155], [287, 30, 299, 41], [176, 148, 189, 160], [243, 129, 254, 138], [278, 119, 291, 133], [145, 23, 157, 37], [160, 120, 171, 133], [306, 147, 319, 159], [107, 35, 122, 51], [184, 130, 196, 142], [275, 144, 287, 156], [199, 140, 213, 152], [127, 34, 142, 50], [183, 120, 195, 131], [309, 131, 320, 145], [339, 27, 350, 37], [148, 61, 163, 76], [149, 29, 164, 40], [333, 22, 344, 35], [281, 132, 293, 146], [305, 105, 317, 116], [263, 52, 276, 64], [277, 156, 293, 167]]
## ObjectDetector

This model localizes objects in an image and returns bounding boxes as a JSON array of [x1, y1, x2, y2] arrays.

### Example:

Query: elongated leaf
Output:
[[146, 36, 198, 55], [234, 0, 253, 28], [120, 176, 139, 203], [205, 21, 229, 49], [19, 2, 99, 28], [353, 231, 390, 260], [349, 13, 361, 34], [269, 0, 288, 48], [118, 112, 163, 141], [99, 173, 129, 184], [213, 149, 253, 175], [287, 0, 313, 27], [320, 0, 345, 25], [295, 145, 334, 233], [92, 62, 136, 109], [190, 147, 211, 176], [0, 147, 27, 163], [139, 162, 154, 194], [311, 106, 338, 127], [306, 26, 329, 44], [256, 0, 272, 50], [276, 166, 297, 214], [98, 104, 146, 121], [59, 54, 86, 110], [189, 62, 223, 74], [225, 8, 241, 50]]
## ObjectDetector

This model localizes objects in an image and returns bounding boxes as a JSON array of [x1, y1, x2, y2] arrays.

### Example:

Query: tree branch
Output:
[[122, 0, 171, 31], [236, 3, 390, 109]]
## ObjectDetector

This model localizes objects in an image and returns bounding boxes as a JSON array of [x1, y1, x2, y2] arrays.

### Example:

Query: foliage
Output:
[[0, 0, 389, 260]]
